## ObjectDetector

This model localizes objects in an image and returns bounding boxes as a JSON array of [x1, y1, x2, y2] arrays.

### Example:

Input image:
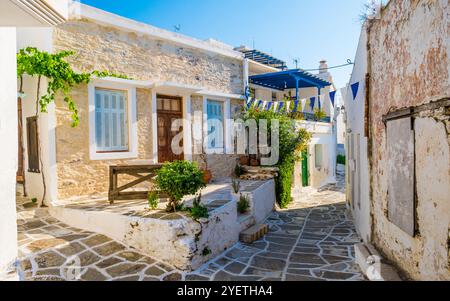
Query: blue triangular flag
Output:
[[329, 91, 336, 107], [310, 97, 316, 110], [293, 101, 300, 112], [277, 102, 284, 112], [266, 102, 273, 111], [246, 98, 254, 109], [257, 100, 263, 109], [351, 82, 360, 100]]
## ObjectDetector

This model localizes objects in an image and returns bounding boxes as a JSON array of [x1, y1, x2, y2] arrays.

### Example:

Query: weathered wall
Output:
[[368, 0, 450, 280]]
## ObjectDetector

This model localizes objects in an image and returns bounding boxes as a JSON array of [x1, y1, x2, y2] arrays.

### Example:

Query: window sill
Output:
[[90, 150, 138, 161]]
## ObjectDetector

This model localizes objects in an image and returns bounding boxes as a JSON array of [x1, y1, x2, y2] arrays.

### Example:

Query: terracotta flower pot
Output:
[[202, 170, 212, 184], [250, 158, 260, 167], [239, 155, 250, 166]]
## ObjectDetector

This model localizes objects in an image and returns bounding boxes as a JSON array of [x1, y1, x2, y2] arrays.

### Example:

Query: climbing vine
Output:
[[16, 47, 129, 205], [17, 47, 128, 127]]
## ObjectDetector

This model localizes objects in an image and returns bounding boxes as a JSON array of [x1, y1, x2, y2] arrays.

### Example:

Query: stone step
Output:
[[239, 224, 269, 244], [238, 214, 256, 232]]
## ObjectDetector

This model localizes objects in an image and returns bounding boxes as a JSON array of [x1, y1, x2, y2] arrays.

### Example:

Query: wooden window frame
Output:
[[26, 116, 40, 173]]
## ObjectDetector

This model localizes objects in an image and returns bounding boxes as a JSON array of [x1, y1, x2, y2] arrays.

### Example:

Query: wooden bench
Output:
[[108, 164, 164, 204]]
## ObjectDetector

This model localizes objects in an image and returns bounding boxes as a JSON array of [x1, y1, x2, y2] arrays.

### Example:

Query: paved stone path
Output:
[[16, 174, 364, 281]]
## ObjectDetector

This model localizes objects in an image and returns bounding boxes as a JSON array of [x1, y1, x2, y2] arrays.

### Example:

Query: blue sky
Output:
[[80, 0, 367, 88]]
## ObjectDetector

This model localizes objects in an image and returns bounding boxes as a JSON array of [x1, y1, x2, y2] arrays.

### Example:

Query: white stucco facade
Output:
[[344, 24, 371, 244], [0, 27, 19, 279], [0, 0, 69, 280]]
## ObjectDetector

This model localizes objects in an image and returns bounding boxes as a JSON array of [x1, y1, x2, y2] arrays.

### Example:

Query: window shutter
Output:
[[95, 89, 128, 152], [387, 117, 416, 236], [26, 117, 40, 173]]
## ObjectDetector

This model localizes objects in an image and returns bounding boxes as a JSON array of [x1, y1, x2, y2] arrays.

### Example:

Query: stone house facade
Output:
[[346, 0, 450, 280], [18, 2, 246, 202]]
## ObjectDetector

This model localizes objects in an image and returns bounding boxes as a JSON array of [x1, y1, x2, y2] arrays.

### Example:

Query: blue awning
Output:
[[250, 69, 331, 91]]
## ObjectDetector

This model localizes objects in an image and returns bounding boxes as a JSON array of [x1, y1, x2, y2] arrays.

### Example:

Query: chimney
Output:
[[319, 60, 328, 74]]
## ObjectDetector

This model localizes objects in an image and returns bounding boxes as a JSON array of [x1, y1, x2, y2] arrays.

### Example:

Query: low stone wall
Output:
[[49, 179, 275, 271]]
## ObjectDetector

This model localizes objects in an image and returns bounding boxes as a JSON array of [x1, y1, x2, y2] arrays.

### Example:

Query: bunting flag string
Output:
[[244, 79, 363, 113]]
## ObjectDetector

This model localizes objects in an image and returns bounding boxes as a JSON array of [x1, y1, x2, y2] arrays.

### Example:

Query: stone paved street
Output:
[[16, 174, 364, 281]]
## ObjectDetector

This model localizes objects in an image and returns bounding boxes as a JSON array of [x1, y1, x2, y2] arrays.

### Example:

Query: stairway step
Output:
[[239, 224, 269, 244]]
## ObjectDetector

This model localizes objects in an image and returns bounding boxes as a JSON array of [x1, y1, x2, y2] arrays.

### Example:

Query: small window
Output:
[[26, 116, 40, 173], [206, 100, 224, 150], [95, 88, 128, 152], [272, 92, 277, 102], [315, 144, 323, 169]]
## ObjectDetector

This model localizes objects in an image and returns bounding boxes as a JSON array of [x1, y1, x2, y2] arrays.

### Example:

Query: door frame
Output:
[[301, 149, 309, 187], [156, 94, 184, 163]]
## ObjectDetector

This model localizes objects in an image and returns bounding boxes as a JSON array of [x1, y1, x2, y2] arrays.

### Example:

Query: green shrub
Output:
[[241, 107, 311, 208], [147, 191, 159, 210], [234, 164, 244, 178], [31, 198, 38, 204], [186, 194, 209, 220], [237, 195, 250, 214], [314, 109, 327, 121], [156, 161, 206, 212], [337, 155, 346, 165]]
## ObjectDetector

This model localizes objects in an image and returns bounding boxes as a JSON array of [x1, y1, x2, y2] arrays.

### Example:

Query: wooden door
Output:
[[301, 150, 309, 187], [157, 95, 183, 163]]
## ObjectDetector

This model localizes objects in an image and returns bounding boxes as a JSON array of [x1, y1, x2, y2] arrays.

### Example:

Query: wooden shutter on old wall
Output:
[[26, 116, 40, 173], [386, 116, 415, 237]]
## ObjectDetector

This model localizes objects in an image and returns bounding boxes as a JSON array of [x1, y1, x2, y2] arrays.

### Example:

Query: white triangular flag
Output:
[[301, 98, 307, 112], [286, 101, 291, 113]]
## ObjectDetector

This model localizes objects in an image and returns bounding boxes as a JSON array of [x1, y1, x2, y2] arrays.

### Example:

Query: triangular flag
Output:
[[329, 91, 337, 107], [266, 102, 273, 111], [286, 101, 291, 113], [310, 97, 316, 110], [277, 102, 284, 112], [257, 100, 263, 109], [293, 100, 300, 112], [318, 96, 323, 110], [351, 82, 360, 100], [301, 99, 307, 112], [246, 97, 254, 109]]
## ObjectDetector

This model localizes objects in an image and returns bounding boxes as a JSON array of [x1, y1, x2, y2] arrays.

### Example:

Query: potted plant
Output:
[[239, 155, 250, 166], [231, 178, 241, 203], [199, 153, 212, 184], [156, 161, 206, 212]]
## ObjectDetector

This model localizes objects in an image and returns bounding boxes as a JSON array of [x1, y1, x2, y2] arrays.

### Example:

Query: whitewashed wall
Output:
[[344, 24, 371, 243], [16, 28, 57, 204]]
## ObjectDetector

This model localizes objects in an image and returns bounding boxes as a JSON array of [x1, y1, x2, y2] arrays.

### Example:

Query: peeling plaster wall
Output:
[[368, 0, 450, 280]]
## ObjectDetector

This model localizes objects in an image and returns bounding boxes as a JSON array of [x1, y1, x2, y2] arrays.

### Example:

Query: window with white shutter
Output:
[[94, 88, 129, 152], [206, 100, 224, 150]]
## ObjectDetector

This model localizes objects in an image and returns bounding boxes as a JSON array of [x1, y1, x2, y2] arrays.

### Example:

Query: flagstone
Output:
[[56, 242, 85, 256], [144, 265, 166, 277], [78, 250, 102, 267], [35, 251, 66, 268], [163, 273, 182, 281], [80, 268, 107, 281], [116, 251, 143, 262], [106, 263, 146, 278], [82, 234, 112, 247], [250, 256, 286, 271], [96, 257, 123, 269], [93, 241, 126, 257], [224, 262, 246, 274]]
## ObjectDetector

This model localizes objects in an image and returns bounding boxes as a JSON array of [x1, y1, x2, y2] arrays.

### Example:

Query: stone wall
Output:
[[368, 0, 450, 280], [55, 86, 153, 199], [52, 20, 244, 199], [53, 20, 243, 95]]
